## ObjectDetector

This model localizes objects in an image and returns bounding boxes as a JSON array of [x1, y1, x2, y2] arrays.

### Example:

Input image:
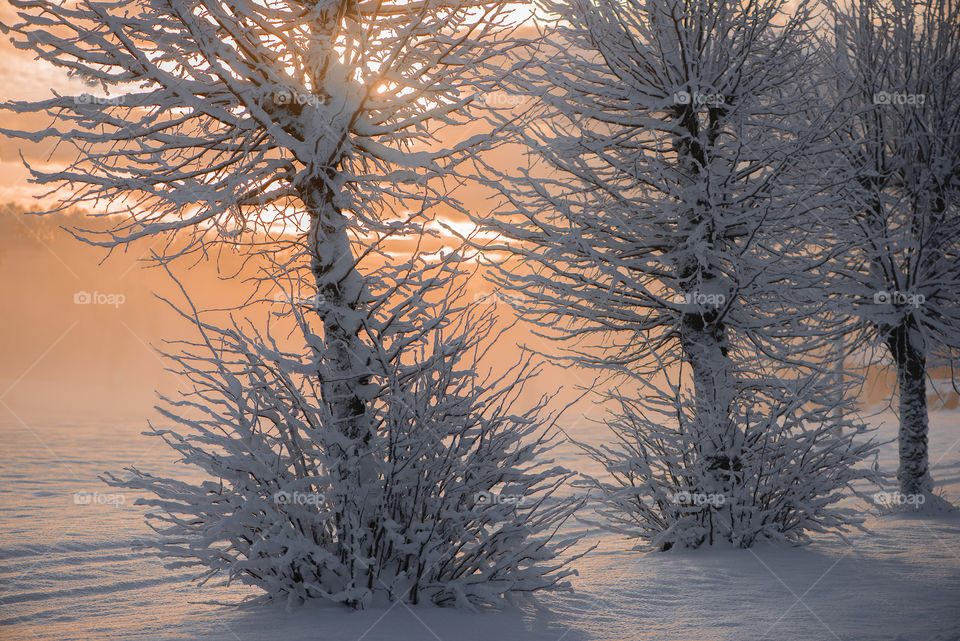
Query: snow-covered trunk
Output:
[[679, 305, 740, 546], [304, 182, 373, 445], [303, 179, 379, 597], [680, 312, 735, 459], [887, 322, 933, 497], [676, 220, 739, 545]]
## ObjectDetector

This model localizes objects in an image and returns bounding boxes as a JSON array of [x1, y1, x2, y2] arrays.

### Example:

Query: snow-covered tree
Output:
[[472, 0, 879, 546], [2, 0, 587, 605], [105, 254, 585, 608], [824, 0, 960, 508]]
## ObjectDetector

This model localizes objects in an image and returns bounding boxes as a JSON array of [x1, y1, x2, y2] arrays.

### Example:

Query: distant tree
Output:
[[825, 0, 960, 509], [473, 0, 878, 547]]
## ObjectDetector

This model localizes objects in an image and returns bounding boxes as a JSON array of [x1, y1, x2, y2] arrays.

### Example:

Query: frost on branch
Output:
[[0, 0, 523, 255], [105, 259, 585, 609]]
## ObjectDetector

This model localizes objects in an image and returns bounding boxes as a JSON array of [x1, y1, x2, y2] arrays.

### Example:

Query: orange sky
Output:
[[0, 1, 581, 430]]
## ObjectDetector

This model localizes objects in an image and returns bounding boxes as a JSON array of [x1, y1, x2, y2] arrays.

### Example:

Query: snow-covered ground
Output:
[[1, 407, 959, 641]]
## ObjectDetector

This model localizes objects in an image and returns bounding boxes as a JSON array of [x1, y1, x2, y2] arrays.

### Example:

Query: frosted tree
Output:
[[472, 0, 878, 547], [2, 0, 586, 605], [825, 0, 960, 509]]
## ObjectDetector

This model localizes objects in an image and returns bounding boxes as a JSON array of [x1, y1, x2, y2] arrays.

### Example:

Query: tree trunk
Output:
[[675, 104, 738, 467], [887, 323, 933, 497], [303, 182, 379, 596], [680, 311, 737, 465], [678, 308, 738, 546], [304, 182, 373, 444]]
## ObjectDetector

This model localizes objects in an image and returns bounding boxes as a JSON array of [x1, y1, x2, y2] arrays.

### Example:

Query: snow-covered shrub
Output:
[[106, 259, 584, 609], [577, 372, 880, 550]]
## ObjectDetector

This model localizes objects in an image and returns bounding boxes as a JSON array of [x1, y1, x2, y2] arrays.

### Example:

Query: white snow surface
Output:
[[1, 408, 959, 641]]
